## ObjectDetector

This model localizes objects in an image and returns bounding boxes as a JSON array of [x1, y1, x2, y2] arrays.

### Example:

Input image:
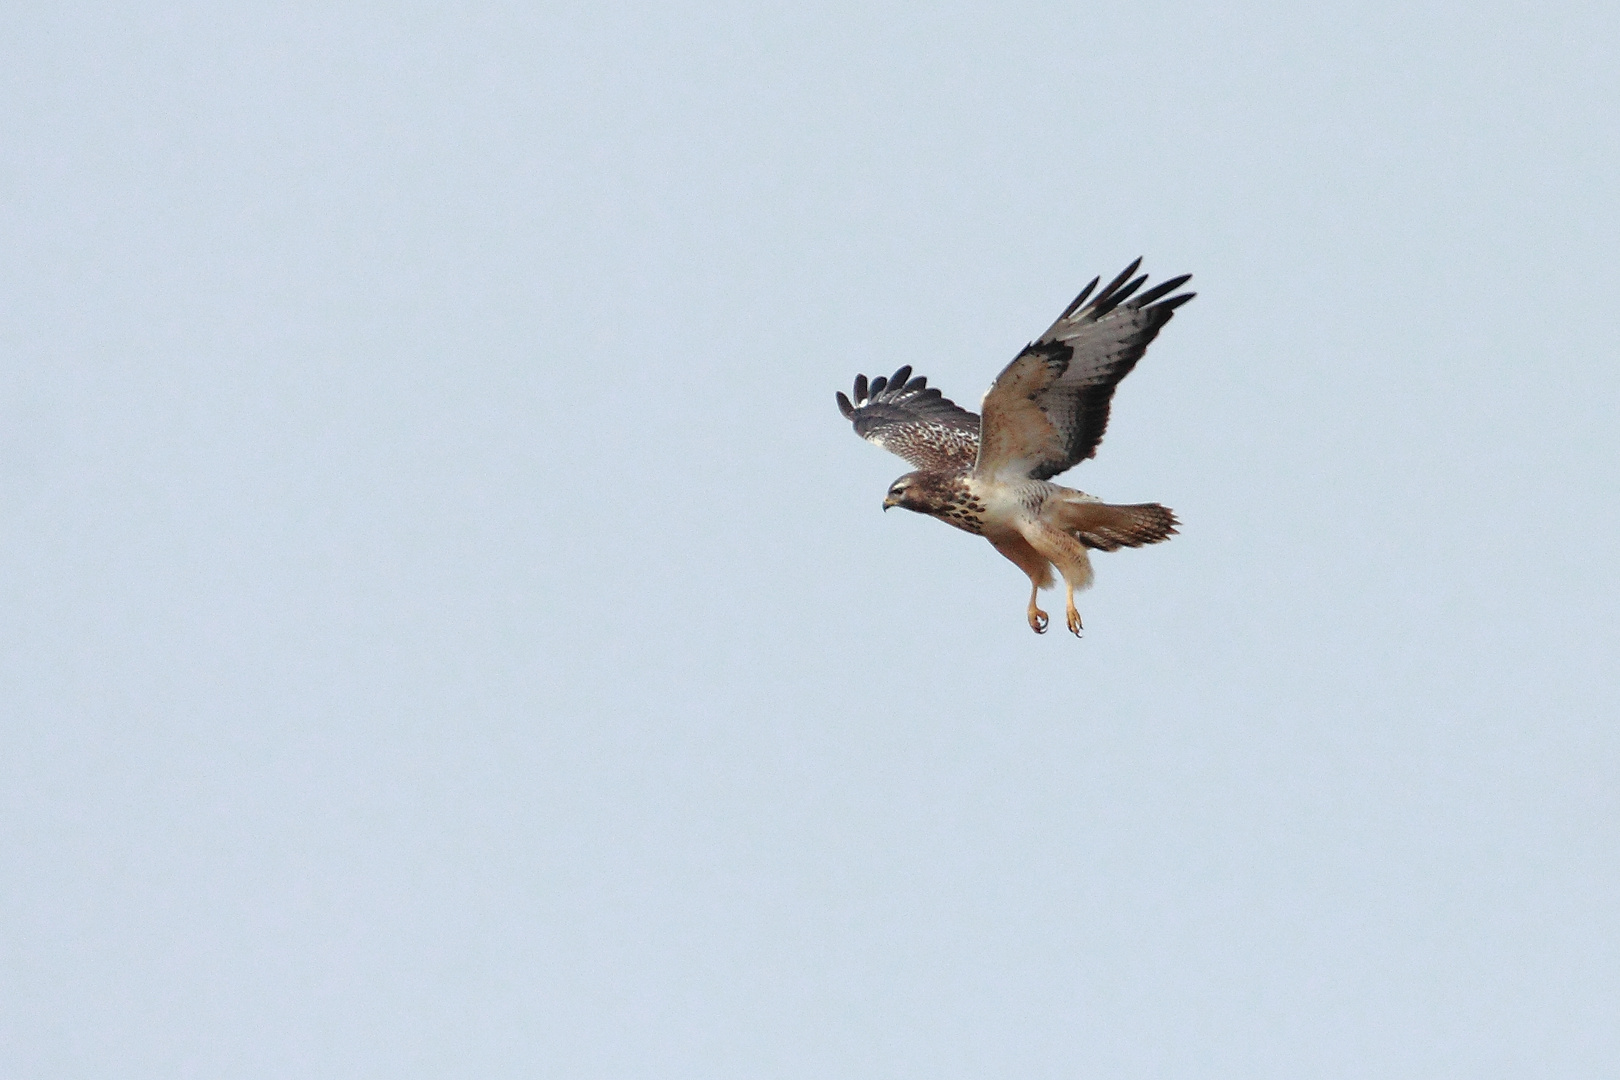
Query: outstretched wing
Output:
[[975, 260, 1193, 481], [836, 365, 981, 475]]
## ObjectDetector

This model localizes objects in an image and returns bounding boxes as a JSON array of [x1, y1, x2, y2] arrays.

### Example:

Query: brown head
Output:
[[883, 471, 987, 534], [882, 471, 962, 515]]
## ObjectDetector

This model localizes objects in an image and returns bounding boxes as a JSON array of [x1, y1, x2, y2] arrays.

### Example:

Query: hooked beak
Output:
[[882, 494, 899, 511]]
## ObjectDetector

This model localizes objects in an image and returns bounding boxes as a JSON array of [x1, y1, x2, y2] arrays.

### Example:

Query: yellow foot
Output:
[[1066, 605, 1083, 637], [1028, 606, 1049, 634]]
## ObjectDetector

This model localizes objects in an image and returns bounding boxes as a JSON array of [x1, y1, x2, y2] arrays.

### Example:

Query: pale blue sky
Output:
[[3, 2, 1617, 1077]]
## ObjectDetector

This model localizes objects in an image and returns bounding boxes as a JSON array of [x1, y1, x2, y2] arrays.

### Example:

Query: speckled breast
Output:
[[932, 483, 988, 535]]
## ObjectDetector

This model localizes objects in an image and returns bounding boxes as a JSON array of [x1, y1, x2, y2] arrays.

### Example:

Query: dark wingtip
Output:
[[836, 390, 855, 419], [853, 373, 869, 402], [869, 375, 888, 396], [890, 365, 912, 388], [1133, 273, 1192, 307], [1062, 276, 1101, 318], [1092, 258, 1145, 313], [1107, 258, 1143, 289]]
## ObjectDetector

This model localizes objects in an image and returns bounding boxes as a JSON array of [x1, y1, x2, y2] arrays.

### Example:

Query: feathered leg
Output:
[[1018, 521, 1094, 639], [986, 531, 1054, 635]]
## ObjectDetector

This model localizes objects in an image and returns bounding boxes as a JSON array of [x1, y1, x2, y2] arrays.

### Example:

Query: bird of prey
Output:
[[836, 259, 1191, 636]]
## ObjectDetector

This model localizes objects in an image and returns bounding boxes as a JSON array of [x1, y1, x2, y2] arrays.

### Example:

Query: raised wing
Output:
[[836, 365, 981, 475], [975, 260, 1192, 481]]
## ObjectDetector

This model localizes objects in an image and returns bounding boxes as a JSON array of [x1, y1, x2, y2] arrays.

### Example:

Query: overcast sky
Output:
[[4, 2, 1618, 1077]]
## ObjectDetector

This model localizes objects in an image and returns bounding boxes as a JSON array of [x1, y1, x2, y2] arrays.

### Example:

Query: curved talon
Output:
[[1066, 607, 1083, 637], [1028, 608, 1049, 634]]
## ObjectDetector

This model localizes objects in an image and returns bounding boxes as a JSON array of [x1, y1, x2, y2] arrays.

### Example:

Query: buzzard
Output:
[[837, 259, 1191, 636]]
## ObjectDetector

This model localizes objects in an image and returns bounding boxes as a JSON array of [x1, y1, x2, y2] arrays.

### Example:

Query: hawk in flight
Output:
[[837, 259, 1192, 636]]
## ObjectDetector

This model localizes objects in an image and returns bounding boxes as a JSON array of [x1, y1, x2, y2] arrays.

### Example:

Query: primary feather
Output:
[[836, 365, 980, 474], [975, 260, 1193, 481]]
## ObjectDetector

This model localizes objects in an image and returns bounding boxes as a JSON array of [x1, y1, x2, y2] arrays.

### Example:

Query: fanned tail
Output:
[[1053, 500, 1179, 552]]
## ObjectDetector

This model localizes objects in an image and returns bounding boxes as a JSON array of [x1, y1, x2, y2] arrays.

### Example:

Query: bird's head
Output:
[[883, 472, 950, 513]]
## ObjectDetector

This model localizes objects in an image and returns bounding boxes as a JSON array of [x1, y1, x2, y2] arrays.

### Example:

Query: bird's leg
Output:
[[1009, 520, 1091, 640], [1027, 582, 1048, 634], [1065, 580, 1083, 637]]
